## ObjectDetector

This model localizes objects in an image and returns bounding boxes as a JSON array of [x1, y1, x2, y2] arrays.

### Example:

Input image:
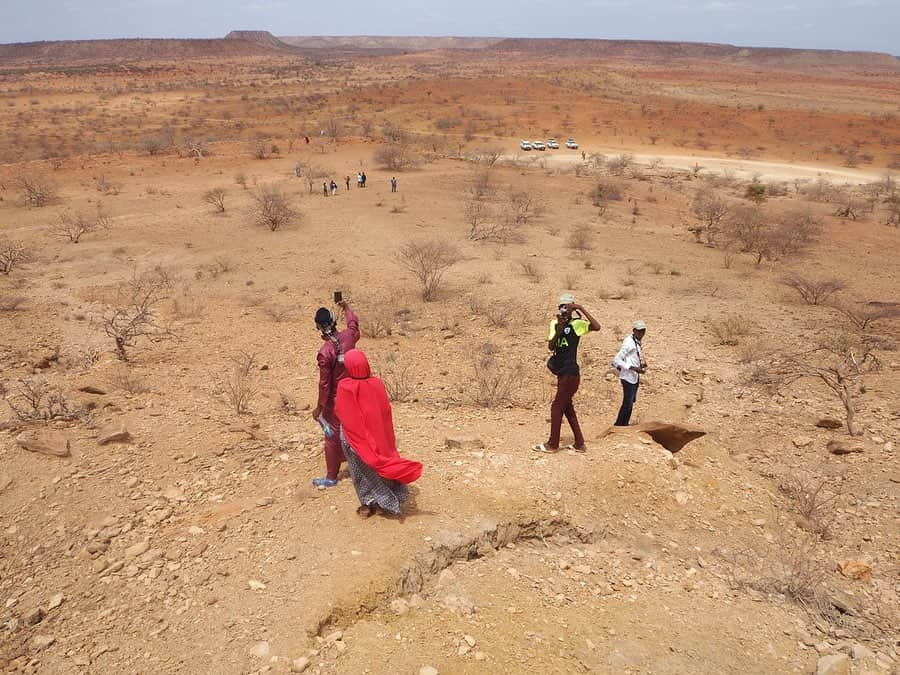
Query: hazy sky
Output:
[[1, 0, 897, 55]]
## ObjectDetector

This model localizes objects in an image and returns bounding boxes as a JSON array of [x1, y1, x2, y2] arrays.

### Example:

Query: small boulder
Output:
[[16, 430, 71, 458], [79, 385, 107, 395], [792, 436, 813, 448], [124, 540, 150, 558], [419, 667, 439, 675], [32, 635, 55, 651], [815, 418, 843, 429], [816, 654, 849, 675], [291, 657, 310, 673], [828, 440, 863, 456], [444, 436, 485, 450], [98, 427, 131, 445], [850, 644, 876, 661], [249, 641, 270, 659]]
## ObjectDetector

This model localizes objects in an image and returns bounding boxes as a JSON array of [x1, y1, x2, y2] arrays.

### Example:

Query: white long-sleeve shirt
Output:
[[613, 334, 643, 385]]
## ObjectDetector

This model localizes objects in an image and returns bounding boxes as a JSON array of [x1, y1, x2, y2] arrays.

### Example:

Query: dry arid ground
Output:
[[1, 35, 899, 674]]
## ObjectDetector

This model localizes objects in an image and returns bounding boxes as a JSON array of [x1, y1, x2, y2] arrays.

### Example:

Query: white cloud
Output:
[[703, 1, 743, 11]]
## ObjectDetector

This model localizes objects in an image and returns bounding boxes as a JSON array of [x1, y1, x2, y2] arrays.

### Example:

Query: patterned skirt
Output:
[[341, 435, 410, 514]]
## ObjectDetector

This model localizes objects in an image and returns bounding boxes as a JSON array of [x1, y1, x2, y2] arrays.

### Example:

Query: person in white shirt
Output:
[[612, 320, 647, 426]]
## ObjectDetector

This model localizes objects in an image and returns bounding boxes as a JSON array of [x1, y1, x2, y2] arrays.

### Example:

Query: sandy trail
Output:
[[510, 148, 886, 183]]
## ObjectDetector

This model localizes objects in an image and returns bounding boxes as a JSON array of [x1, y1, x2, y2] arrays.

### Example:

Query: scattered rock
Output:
[[188, 526, 205, 536], [324, 631, 343, 643], [256, 497, 274, 507], [816, 653, 849, 675], [79, 385, 107, 395], [850, 644, 876, 661], [0, 475, 12, 494], [291, 657, 310, 672], [25, 608, 45, 626], [828, 440, 863, 456], [16, 430, 71, 458], [248, 579, 266, 591], [838, 560, 872, 582], [815, 418, 843, 429], [249, 641, 271, 659], [463, 635, 476, 647], [674, 491, 689, 505], [390, 598, 409, 615], [97, 427, 131, 445], [47, 594, 64, 610], [444, 436, 485, 450], [163, 486, 187, 502], [419, 667, 438, 675], [124, 540, 150, 558], [32, 635, 55, 651], [792, 436, 813, 448]]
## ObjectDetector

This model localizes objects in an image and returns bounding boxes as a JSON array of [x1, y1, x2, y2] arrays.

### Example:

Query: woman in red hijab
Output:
[[334, 349, 422, 517]]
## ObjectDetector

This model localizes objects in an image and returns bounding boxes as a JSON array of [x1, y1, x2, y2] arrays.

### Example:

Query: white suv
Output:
[[565, 138, 578, 149], [520, 140, 532, 151], [546, 138, 560, 149], [533, 140, 546, 151]]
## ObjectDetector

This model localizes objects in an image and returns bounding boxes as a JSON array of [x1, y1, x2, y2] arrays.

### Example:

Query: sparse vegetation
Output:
[[0, 239, 29, 274], [782, 274, 845, 306], [100, 268, 175, 361], [202, 187, 227, 213], [221, 351, 259, 415], [15, 173, 57, 207], [251, 185, 298, 231], [397, 239, 461, 301]]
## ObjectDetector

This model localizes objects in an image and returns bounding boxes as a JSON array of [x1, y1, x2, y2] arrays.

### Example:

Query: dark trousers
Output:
[[547, 374, 584, 449], [321, 407, 345, 479], [615, 380, 639, 426]]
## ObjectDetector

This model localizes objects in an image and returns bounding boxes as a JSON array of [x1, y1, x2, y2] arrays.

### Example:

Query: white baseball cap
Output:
[[633, 320, 647, 330], [558, 293, 575, 305]]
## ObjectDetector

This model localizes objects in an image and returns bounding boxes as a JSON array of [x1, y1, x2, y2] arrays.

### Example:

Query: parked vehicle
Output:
[[520, 139, 533, 151], [565, 138, 578, 149], [546, 138, 560, 149], [533, 140, 546, 151]]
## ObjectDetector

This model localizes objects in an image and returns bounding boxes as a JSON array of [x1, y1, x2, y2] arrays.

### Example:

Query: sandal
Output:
[[312, 477, 338, 488], [531, 443, 559, 454], [563, 444, 588, 453], [356, 505, 375, 518]]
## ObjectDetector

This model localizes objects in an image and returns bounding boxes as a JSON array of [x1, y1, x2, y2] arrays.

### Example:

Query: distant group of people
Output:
[[308, 292, 648, 519], [533, 293, 648, 453]]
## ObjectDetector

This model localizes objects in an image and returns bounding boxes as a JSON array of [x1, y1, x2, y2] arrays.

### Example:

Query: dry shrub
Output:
[[7, 378, 88, 422], [362, 303, 396, 338], [828, 300, 900, 331], [100, 268, 175, 361], [709, 314, 752, 345], [203, 187, 227, 213], [107, 368, 149, 394], [261, 304, 295, 322], [0, 239, 29, 275], [52, 210, 110, 243], [382, 364, 415, 402], [690, 187, 731, 245], [374, 143, 421, 171], [0, 295, 25, 311], [566, 225, 593, 252], [15, 173, 57, 207], [397, 239, 461, 301], [222, 351, 259, 415], [470, 346, 521, 408], [782, 274, 845, 306], [778, 472, 840, 540], [519, 260, 543, 283], [252, 185, 298, 231]]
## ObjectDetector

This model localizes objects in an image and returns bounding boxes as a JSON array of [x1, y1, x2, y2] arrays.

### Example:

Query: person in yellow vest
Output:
[[533, 293, 601, 453]]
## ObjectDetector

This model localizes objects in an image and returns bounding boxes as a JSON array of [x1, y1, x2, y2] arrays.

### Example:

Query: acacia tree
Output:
[[690, 188, 731, 245], [252, 186, 298, 231], [0, 239, 29, 274], [759, 335, 880, 436], [100, 268, 175, 361]]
